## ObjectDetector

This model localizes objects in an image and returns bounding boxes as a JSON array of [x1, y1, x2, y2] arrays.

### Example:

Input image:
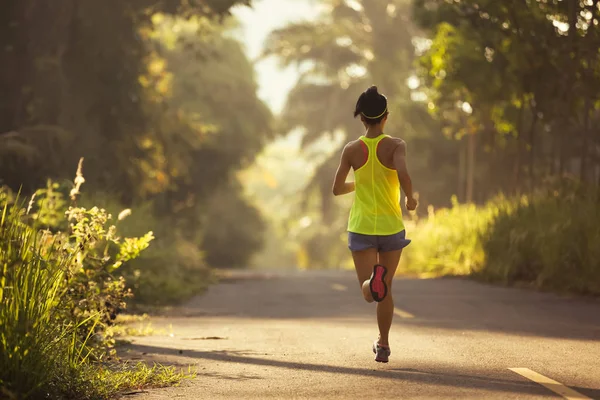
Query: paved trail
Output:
[[121, 270, 600, 399]]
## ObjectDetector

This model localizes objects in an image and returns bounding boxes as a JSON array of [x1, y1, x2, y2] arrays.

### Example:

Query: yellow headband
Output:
[[361, 108, 388, 119]]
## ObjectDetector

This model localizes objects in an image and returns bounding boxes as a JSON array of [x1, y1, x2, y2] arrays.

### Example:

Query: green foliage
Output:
[[0, 194, 79, 397], [31, 180, 70, 229], [126, 237, 214, 305], [401, 197, 513, 276], [26, 182, 155, 353], [0, 0, 252, 193], [0, 0, 268, 394], [202, 181, 266, 269], [414, 0, 600, 197], [0, 173, 181, 398], [404, 186, 600, 296], [76, 193, 213, 306], [482, 185, 600, 295], [86, 362, 193, 398], [0, 1, 269, 277]]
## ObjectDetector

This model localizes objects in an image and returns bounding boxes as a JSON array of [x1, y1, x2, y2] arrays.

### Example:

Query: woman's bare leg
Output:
[[375, 250, 402, 346], [351, 248, 378, 302]]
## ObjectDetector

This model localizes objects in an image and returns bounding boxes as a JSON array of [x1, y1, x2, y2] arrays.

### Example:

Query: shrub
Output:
[[401, 196, 514, 277], [402, 184, 600, 296], [77, 193, 213, 306], [0, 160, 183, 399], [482, 187, 600, 295]]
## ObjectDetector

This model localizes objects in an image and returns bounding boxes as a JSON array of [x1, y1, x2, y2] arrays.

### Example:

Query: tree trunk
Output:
[[26, 0, 76, 125], [580, 97, 592, 182], [559, 124, 567, 176], [466, 131, 476, 203], [551, 124, 559, 176], [568, 0, 578, 41], [513, 96, 526, 195], [458, 136, 466, 203], [528, 109, 539, 193]]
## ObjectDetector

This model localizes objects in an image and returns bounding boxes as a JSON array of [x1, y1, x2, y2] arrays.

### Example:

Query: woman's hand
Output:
[[406, 196, 418, 211]]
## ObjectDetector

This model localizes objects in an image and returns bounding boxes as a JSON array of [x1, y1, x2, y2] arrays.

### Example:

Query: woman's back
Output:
[[348, 133, 405, 236]]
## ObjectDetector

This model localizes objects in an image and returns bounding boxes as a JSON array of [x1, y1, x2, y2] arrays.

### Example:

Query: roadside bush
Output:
[[481, 185, 600, 295], [402, 184, 600, 296], [0, 161, 183, 399], [77, 193, 213, 306], [401, 196, 514, 277]]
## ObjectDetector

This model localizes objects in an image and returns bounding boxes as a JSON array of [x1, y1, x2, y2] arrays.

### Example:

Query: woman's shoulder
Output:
[[383, 134, 405, 143], [343, 138, 364, 151], [382, 135, 406, 149]]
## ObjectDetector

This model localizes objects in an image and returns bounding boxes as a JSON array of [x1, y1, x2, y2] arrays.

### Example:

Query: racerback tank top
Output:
[[348, 134, 405, 235]]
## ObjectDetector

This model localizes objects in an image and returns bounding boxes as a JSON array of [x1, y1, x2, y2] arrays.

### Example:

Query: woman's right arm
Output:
[[332, 144, 355, 196]]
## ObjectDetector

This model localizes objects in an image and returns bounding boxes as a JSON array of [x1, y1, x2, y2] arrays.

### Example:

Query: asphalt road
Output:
[[120, 270, 600, 399]]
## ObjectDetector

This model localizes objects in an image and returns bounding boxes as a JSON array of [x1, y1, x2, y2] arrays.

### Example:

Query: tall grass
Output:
[[403, 186, 600, 296], [401, 196, 516, 277], [0, 198, 93, 397], [481, 188, 600, 294], [0, 162, 186, 399]]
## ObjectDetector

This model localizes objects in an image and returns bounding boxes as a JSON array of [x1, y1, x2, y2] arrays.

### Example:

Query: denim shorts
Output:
[[348, 230, 411, 253]]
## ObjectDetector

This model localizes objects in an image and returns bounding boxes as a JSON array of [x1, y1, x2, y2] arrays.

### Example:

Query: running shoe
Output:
[[373, 341, 391, 363], [369, 264, 388, 302]]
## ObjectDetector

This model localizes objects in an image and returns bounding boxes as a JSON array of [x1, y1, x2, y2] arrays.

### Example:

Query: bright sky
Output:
[[232, 0, 320, 115]]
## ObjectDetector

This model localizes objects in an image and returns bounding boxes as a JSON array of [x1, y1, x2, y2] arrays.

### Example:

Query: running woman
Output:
[[332, 86, 417, 363]]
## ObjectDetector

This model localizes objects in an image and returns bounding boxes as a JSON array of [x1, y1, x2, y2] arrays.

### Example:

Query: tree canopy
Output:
[[415, 0, 600, 196], [0, 0, 272, 276]]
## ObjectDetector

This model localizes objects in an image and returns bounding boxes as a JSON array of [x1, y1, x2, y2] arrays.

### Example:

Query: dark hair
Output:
[[353, 86, 388, 125]]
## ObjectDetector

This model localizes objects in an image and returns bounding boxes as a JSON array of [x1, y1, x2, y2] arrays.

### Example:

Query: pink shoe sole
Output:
[[369, 264, 388, 302]]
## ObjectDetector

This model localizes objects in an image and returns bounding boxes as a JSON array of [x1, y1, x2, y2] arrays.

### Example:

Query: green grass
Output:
[[0, 186, 190, 399], [403, 187, 600, 296], [480, 189, 600, 295], [0, 198, 79, 397], [83, 362, 194, 399], [107, 315, 170, 338], [401, 196, 514, 277]]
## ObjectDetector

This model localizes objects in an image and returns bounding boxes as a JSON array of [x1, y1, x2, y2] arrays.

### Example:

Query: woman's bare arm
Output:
[[393, 140, 417, 210], [332, 145, 355, 196]]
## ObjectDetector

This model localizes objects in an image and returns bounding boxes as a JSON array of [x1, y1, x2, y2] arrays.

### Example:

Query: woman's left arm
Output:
[[332, 144, 355, 196]]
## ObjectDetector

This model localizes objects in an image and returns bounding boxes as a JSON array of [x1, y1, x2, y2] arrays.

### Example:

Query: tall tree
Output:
[[0, 0, 274, 270], [414, 0, 600, 195]]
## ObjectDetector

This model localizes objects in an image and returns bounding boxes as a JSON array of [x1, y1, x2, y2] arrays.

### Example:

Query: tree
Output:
[[414, 0, 600, 196], [0, 0, 273, 277], [0, 0, 252, 197], [148, 15, 273, 266]]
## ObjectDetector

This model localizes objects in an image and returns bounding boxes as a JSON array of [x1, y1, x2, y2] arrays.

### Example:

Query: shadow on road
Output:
[[125, 343, 600, 399], [174, 271, 600, 342]]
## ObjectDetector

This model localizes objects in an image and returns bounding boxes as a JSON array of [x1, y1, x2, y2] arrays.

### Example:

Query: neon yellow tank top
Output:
[[348, 134, 405, 235]]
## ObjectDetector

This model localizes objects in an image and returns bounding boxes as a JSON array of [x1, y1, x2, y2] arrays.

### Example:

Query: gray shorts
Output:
[[348, 230, 411, 253]]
